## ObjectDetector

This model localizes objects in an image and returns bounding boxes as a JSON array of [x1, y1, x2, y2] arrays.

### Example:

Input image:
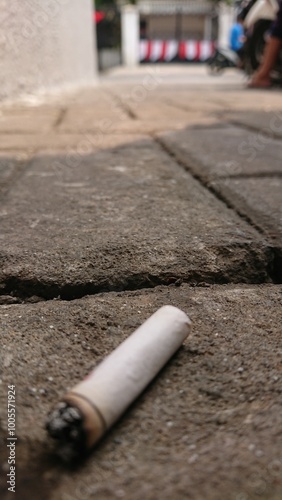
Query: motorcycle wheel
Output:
[[248, 20, 272, 71], [207, 53, 225, 76], [207, 60, 224, 75]]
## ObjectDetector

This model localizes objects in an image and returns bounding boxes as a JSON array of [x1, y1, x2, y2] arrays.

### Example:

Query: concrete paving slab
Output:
[[0, 153, 30, 197], [214, 177, 282, 244], [0, 137, 273, 300], [0, 135, 37, 153], [223, 110, 282, 139], [117, 116, 220, 133], [58, 106, 219, 134], [0, 284, 281, 499], [0, 108, 60, 133], [107, 90, 222, 129], [158, 126, 282, 181], [0, 133, 149, 153], [151, 92, 227, 114], [58, 105, 130, 132], [123, 98, 200, 122], [101, 64, 245, 88], [108, 78, 282, 113], [210, 91, 282, 112], [0, 157, 19, 193]]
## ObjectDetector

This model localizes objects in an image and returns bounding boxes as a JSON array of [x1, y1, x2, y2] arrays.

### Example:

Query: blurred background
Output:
[[0, 0, 238, 101], [96, 0, 235, 70]]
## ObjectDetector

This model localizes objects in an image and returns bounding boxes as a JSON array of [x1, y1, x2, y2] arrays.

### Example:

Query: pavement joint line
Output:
[[53, 107, 68, 128], [222, 118, 282, 141], [209, 179, 282, 240], [217, 171, 282, 180], [152, 134, 282, 284], [0, 152, 35, 200], [106, 89, 138, 121], [178, 123, 229, 131], [208, 182, 282, 282], [153, 133, 266, 236], [0, 130, 53, 136], [160, 97, 224, 116], [159, 97, 195, 114]]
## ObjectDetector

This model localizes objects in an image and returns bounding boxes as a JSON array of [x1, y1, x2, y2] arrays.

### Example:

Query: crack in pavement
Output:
[[0, 135, 280, 305], [0, 248, 278, 305], [53, 107, 67, 128], [153, 136, 282, 285], [154, 135, 267, 233]]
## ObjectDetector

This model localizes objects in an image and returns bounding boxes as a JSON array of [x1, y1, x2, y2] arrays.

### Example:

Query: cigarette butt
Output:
[[46, 305, 191, 458]]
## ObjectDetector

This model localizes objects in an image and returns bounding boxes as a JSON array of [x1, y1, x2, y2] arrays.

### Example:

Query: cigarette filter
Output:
[[46, 305, 191, 458]]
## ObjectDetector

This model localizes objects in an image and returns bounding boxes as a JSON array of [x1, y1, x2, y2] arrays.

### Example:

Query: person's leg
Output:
[[248, 36, 282, 87], [248, 0, 282, 88]]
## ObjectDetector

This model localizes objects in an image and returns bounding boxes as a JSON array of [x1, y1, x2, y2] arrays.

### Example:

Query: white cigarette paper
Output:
[[64, 305, 191, 449]]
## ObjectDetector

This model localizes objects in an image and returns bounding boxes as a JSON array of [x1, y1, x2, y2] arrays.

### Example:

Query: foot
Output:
[[247, 75, 272, 89]]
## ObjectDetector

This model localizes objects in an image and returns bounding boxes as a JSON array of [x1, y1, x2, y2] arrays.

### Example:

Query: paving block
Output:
[[0, 284, 281, 499], [224, 110, 282, 139], [0, 133, 149, 153], [214, 176, 282, 243], [0, 153, 30, 197], [0, 137, 272, 299], [159, 126, 282, 181], [0, 107, 59, 133]]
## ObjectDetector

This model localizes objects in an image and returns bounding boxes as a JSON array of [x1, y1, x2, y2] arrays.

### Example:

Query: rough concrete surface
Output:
[[0, 153, 30, 196], [0, 107, 60, 134], [223, 110, 282, 139], [0, 284, 281, 500], [158, 126, 282, 181], [214, 177, 282, 243], [0, 65, 281, 500], [0, 140, 273, 301], [0, 133, 149, 154]]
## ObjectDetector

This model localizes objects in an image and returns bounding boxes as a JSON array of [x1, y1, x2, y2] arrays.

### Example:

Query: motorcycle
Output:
[[208, 0, 281, 78], [207, 47, 240, 75]]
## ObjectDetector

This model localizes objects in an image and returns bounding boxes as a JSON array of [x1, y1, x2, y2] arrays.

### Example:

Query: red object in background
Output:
[[140, 40, 216, 62], [94, 11, 105, 24]]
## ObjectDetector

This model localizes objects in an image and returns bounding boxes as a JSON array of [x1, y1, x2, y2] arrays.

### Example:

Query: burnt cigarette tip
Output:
[[45, 402, 87, 460]]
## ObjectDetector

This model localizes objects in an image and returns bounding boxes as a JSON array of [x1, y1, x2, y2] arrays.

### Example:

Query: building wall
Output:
[[137, 0, 213, 15], [0, 0, 97, 101], [143, 14, 206, 40]]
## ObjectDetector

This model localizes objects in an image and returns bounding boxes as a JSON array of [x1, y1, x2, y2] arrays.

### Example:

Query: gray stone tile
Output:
[[0, 284, 281, 499], [0, 137, 271, 297], [159, 125, 282, 180], [214, 176, 282, 242], [225, 110, 282, 139]]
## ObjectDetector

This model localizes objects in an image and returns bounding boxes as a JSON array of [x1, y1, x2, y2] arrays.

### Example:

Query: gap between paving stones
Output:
[[217, 109, 282, 141], [53, 107, 68, 129], [0, 118, 280, 304], [106, 90, 138, 121], [154, 135, 282, 283], [218, 172, 282, 180], [0, 153, 279, 305], [154, 135, 266, 232], [225, 119, 282, 141], [0, 132, 279, 304]]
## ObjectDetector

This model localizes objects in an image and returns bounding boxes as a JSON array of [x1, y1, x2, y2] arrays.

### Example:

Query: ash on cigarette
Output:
[[46, 402, 87, 462]]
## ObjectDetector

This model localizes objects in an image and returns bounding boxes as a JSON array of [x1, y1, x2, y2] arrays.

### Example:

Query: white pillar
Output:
[[218, 2, 235, 49], [121, 5, 140, 67], [0, 0, 97, 101]]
